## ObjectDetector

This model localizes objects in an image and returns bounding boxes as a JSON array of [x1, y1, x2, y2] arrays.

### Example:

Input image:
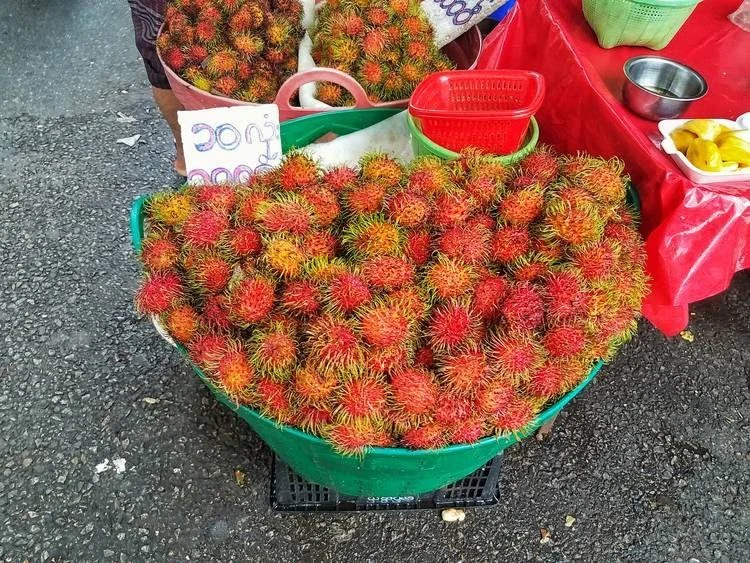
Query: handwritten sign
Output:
[[177, 104, 282, 185]]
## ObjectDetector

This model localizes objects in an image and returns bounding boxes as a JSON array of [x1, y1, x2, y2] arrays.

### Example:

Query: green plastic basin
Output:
[[130, 108, 602, 497]]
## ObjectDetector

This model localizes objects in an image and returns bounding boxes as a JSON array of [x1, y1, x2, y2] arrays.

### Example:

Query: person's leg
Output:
[[152, 86, 186, 176]]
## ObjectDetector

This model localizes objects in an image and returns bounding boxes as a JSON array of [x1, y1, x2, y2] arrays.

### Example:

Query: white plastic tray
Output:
[[658, 112, 750, 184]]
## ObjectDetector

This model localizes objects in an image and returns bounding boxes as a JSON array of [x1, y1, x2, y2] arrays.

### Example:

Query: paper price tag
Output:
[[177, 104, 282, 185]]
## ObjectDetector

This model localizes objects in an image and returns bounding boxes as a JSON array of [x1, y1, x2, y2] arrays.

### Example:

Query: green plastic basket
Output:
[[407, 113, 539, 163], [582, 0, 700, 50], [130, 108, 603, 497]]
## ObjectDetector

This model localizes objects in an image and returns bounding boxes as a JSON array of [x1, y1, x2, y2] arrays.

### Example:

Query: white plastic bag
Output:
[[729, 0, 750, 32]]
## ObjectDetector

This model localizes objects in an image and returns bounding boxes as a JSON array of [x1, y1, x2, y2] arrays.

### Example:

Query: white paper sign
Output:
[[177, 104, 282, 185]]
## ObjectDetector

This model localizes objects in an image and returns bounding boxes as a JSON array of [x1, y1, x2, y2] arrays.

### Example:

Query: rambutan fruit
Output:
[[428, 301, 480, 352], [229, 4, 264, 32], [164, 304, 200, 344], [235, 61, 253, 81], [545, 270, 591, 322], [255, 194, 315, 235], [265, 15, 294, 46], [316, 82, 348, 106], [425, 256, 476, 300], [280, 280, 320, 317], [440, 348, 489, 396], [407, 156, 452, 196], [306, 314, 363, 372], [336, 377, 387, 420], [572, 242, 617, 281], [252, 324, 297, 378], [476, 379, 516, 414], [389, 0, 411, 15], [327, 271, 372, 314], [465, 174, 503, 207], [414, 345, 435, 368], [361, 256, 414, 291], [361, 29, 387, 58], [366, 6, 390, 26], [360, 153, 404, 189], [509, 253, 553, 282], [345, 180, 387, 216], [295, 404, 333, 433], [301, 186, 340, 228], [304, 230, 337, 259], [401, 61, 428, 85], [574, 158, 627, 204], [262, 236, 306, 278], [501, 282, 545, 331], [433, 192, 476, 229], [205, 49, 239, 76], [342, 215, 403, 259], [302, 257, 349, 285], [365, 346, 409, 377], [194, 20, 219, 45], [493, 397, 536, 434], [386, 190, 430, 228], [402, 423, 446, 450], [197, 2, 223, 24], [183, 66, 213, 92], [188, 332, 230, 368], [386, 286, 428, 321], [212, 76, 239, 97], [256, 377, 292, 422], [140, 232, 179, 272], [213, 342, 255, 398], [390, 367, 438, 418], [232, 33, 264, 57], [188, 252, 232, 293], [358, 60, 385, 88], [359, 303, 411, 349], [498, 187, 545, 226], [433, 392, 473, 426], [203, 294, 231, 330], [543, 323, 587, 358], [327, 419, 388, 455], [182, 209, 229, 248], [403, 14, 429, 35], [135, 272, 184, 315], [227, 276, 275, 327], [147, 192, 196, 229], [327, 12, 366, 37], [404, 230, 432, 267], [275, 152, 319, 191], [229, 226, 262, 257], [532, 237, 563, 262], [448, 418, 487, 445], [163, 47, 187, 72], [234, 188, 269, 225], [326, 37, 360, 69], [544, 202, 604, 247], [381, 73, 408, 100], [489, 330, 545, 383], [293, 364, 338, 404], [322, 166, 358, 192], [520, 146, 559, 187], [193, 183, 236, 214], [437, 224, 490, 265], [527, 361, 567, 398], [471, 274, 509, 322]]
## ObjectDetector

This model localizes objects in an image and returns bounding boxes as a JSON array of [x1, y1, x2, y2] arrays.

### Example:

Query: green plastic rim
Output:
[[407, 113, 539, 163]]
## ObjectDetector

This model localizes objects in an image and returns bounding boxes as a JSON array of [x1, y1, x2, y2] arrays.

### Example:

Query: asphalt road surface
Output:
[[1, 2, 748, 561]]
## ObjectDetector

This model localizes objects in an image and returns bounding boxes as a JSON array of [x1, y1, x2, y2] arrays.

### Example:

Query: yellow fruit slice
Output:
[[670, 128, 697, 152], [681, 119, 723, 141], [717, 136, 750, 166], [715, 129, 750, 144], [686, 138, 722, 172], [720, 161, 739, 172]]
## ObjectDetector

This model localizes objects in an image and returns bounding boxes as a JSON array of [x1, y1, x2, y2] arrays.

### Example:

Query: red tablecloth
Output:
[[477, 0, 750, 336]]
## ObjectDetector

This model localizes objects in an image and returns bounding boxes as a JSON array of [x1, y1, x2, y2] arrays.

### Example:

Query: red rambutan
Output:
[[358, 60, 385, 87], [476, 380, 516, 414], [304, 230, 337, 259], [440, 348, 489, 396], [498, 187, 545, 226], [471, 274, 509, 322], [337, 377, 387, 420], [322, 166, 358, 192], [256, 195, 314, 235], [188, 333, 230, 368], [520, 146, 559, 186], [386, 190, 430, 227], [214, 343, 254, 398], [402, 423, 446, 449], [306, 315, 363, 371], [366, 6, 390, 26], [252, 325, 297, 377], [135, 272, 184, 315], [163, 47, 187, 72], [433, 192, 475, 229], [545, 203, 604, 247], [572, 242, 617, 281], [164, 304, 200, 344], [203, 294, 231, 330], [256, 377, 292, 422], [489, 330, 545, 382], [493, 397, 536, 434], [295, 405, 333, 433], [280, 280, 320, 317], [390, 367, 438, 418], [345, 181, 387, 216], [527, 361, 567, 398], [327, 271, 372, 314], [386, 286, 428, 321], [404, 230, 432, 267], [301, 186, 340, 227], [182, 209, 229, 248], [434, 393, 473, 426], [213, 76, 239, 97], [276, 153, 319, 191], [228, 277, 275, 326], [545, 270, 591, 322], [501, 282, 545, 331], [438, 224, 490, 265], [414, 345, 435, 368], [188, 252, 232, 293], [293, 365, 338, 404], [141, 233, 179, 272], [428, 301, 480, 352], [359, 304, 411, 349], [229, 4, 264, 32], [543, 324, 587, 358], [407, 156, 451, 197], [230, 226, 262, 256], [327, 420, 389, 455], [425, 257, 476, 300], [490, 225, 531, 263], [448, 417, 487, 445], [361, 256, 414, 291]]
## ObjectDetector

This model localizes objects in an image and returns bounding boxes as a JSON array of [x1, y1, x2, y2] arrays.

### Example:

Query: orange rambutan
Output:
[[498, 187, 545, 225], [147, 192, 196, 228], [300, 186, 340, 227], [306, 315, 363, 372], [140, 232, 179, 272], [280, 280, 320, 317], [276, 152, 319, 191], [304, 230, 337, 259], [402, 423, 446, 450], [489, 330, 545, 383], [440, 348, 489, 396], [345, 180, 388, 216], [361, 256, 414, 291], [213, 342, 255, 398], [386, 190, 430, 227], [252, 324, 297, 378], [342, 215, 403, 259], [262, 236, 306, 278], [360, 153, 404, 189], [164, 304, 200, 344], [476, 380, 516, 414], [359, 303, 411, 349], [293, 364, 338, 404], [365, 346, 409, 377], [337, 377, 388, 420], [188, 252, 232, 293], [227, 276, 275, 326], [425, 256, 476, 300]]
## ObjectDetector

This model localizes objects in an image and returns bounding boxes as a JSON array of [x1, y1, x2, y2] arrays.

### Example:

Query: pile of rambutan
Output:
[[310, 0, 454, 104], [135, 146, 648, 455], [157, 0, 304, 102]]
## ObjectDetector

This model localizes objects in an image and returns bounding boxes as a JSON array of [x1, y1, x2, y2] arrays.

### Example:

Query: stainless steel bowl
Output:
[[622, 56, 707, 121]]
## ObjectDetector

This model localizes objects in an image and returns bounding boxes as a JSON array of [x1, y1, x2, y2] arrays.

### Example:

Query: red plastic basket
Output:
[[408, 70, 545, 154]]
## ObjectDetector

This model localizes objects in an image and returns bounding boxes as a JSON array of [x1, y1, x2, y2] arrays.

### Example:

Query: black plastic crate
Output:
[[270, 454, 503, 512]]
